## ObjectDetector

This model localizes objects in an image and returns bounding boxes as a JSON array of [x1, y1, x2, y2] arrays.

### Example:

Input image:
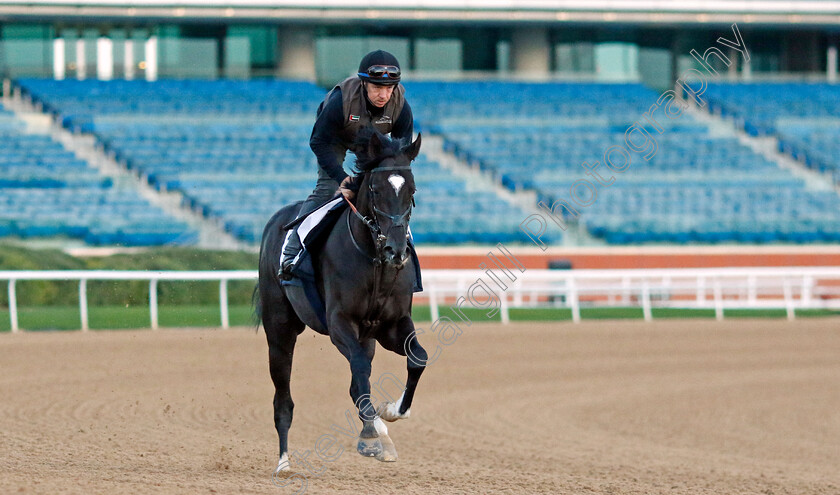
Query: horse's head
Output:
[[353, 129, 421, 267]]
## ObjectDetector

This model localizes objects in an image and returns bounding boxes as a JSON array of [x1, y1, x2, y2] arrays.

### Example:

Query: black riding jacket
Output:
[[309, 77, 414, 185]]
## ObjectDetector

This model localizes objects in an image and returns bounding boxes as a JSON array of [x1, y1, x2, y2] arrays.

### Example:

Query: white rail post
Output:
[[429, 287, 439, 322], [713, 278, 724, 321], [569, 276, 580, 323], [500, 292, 510, 324], [747, 275, 757, 305], [641, 279, 652, 322], [79, 279, 89, 331], [219, 279, 230, 329], [622, 276, 630, 304], [513, 277, 523, 306], [149, 279, 159, 330], [783, 278, 795, 321], [802, 274, 812, 308], [8, 279, 19, 333]]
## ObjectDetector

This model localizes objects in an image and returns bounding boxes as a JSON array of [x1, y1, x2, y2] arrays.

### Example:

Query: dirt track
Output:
[[1, 319, 839, 494]]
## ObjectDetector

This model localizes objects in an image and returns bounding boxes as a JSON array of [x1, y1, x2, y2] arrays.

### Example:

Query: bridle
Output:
[[345, 164, 415, 332], [346, 165, 414, 266]]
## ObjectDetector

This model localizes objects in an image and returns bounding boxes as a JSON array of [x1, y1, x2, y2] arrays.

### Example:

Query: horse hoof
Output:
[[357, 436, 383, 458], [378, 401, 410, 422], [274, 453, 291, 473], [376, 434, 398, 462]]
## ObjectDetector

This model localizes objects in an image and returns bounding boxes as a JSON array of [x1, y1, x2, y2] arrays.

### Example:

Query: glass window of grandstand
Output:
[[0, 24, 53, 78], [157, 25, 221, 79], [315, 36, 410, 87], [157, 24, 277, 79], [414, 38, 462, 77]]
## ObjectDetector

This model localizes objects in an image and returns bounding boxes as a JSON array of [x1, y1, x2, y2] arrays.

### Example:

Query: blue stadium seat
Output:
[[0, 99, 197, 246], [15, 79, 538, 245], [405, 80, 840, 245]]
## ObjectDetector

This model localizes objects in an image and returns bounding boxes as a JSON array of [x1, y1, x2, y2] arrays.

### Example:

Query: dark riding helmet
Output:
[[357, 50, 401, 86]]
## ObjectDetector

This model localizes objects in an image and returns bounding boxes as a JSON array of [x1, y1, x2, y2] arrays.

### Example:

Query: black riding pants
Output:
[[281, 167, 340, 263]]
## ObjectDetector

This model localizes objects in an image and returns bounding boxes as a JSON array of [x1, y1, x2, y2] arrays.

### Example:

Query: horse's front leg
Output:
[[329, 324, 382, 458], [377, 316, 427, 422], [358, 338, 399, 462]]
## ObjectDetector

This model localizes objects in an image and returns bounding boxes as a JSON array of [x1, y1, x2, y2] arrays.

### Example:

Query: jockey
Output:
[[280, 49, 415, 279]]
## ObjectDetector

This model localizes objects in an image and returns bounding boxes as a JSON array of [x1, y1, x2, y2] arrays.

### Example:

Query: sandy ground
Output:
[[1, 319, 839, 495]]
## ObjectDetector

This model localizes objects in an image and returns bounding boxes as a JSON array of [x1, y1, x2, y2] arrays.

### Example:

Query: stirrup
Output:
[[277, 256, 295, 280], [279, 260, 295, 281]]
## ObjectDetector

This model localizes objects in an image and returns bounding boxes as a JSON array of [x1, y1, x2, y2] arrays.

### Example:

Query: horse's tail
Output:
[[251, 276, 262, 332]]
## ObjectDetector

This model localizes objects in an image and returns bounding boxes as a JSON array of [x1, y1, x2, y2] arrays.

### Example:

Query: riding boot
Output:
[[279, 168, 340, 280], [279, 226, 302, 280]]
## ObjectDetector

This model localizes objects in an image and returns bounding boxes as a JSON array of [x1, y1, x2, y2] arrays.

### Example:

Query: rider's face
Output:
[[365, 82, 395, 108]]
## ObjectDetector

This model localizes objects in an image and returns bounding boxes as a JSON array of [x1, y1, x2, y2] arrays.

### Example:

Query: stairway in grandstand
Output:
[[17, 78, 536, 247], [405, 81, 840, 244], [0, 99, 197, 246], [705, 82, 840, 185]]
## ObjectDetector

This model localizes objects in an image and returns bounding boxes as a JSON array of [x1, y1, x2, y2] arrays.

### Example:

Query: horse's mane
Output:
[[352, 127, 409, 176]]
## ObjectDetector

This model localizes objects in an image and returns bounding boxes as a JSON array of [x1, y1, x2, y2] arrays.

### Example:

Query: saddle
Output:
[[281, 195, 423, 330]]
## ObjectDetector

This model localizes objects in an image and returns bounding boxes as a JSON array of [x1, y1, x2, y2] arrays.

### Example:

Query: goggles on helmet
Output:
[[358, 65, 401, 80]]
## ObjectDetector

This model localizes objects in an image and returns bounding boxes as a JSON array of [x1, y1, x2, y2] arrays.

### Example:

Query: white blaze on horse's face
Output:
[[387, 174, 405, 196]]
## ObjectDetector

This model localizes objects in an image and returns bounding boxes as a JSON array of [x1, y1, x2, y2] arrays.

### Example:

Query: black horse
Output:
[[256, 129, 427, 474]]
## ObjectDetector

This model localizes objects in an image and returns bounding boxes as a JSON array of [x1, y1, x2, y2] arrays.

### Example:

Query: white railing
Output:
[[2, 267, 839, 332], [419, 266, 840, 323], [1, 270, 255, 333]]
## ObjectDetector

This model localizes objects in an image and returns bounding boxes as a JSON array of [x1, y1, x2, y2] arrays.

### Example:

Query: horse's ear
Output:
[[367, 131, 382, 158], [406, 133, 422, 162]]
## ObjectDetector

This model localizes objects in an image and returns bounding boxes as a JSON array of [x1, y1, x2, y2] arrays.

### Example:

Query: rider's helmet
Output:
[[357, 50, 401, 86]]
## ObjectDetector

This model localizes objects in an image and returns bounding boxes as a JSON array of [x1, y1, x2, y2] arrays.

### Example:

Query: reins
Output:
[[345, 164, 413, 331], [346, 164, 413, 261]]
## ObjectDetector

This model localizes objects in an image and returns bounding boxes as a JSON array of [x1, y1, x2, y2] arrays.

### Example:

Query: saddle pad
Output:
[[281, 195, 423, 330]]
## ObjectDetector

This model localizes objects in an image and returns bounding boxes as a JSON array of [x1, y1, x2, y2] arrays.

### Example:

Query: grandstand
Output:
[[0, 2, 839, 249], [0, 100, 196, 245], [409, 81, 840, 244], [4, 75, 840, 248]]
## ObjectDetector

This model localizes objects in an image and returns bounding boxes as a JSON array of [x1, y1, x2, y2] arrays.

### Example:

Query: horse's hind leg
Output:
[[263, 288, 304, 473]]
